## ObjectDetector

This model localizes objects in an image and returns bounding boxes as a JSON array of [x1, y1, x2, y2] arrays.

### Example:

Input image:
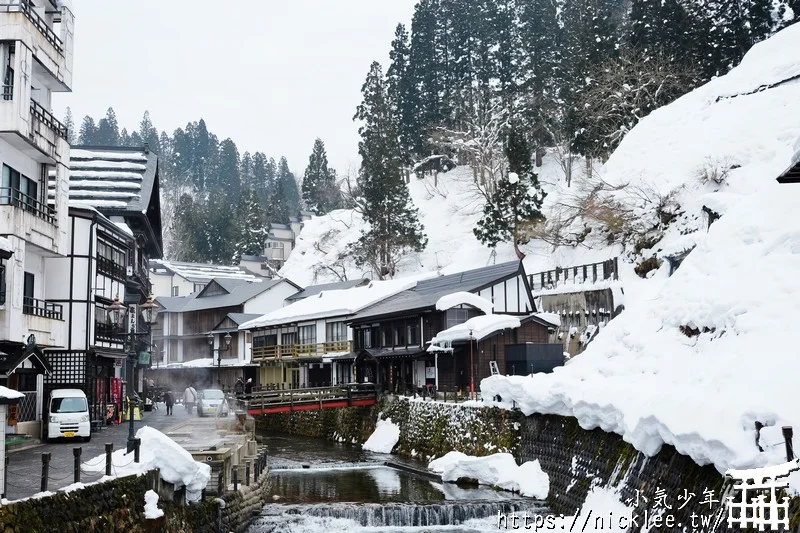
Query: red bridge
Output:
[[244, 384, 379, 415]]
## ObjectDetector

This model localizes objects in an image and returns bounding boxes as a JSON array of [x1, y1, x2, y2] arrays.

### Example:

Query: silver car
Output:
[[197, 388, 229, 417]]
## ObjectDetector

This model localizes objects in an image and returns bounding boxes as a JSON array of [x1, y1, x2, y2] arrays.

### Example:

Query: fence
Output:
[[528, 258, 619, 292]]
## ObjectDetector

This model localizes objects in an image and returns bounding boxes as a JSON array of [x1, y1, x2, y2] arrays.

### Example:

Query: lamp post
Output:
[[208, 332, 232, 387], [107, 293, 160, 453], [469, 329, 475, 400]]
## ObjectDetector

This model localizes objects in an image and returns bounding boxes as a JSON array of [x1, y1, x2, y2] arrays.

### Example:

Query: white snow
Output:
[[143, 489, 164, 519], [70, 160, 147, 171], [507, 172, 519, 184], [435, 291, 494, 314], [0, 237, 12, 254], [112, 221, 134, 237], [69, 171, 144, 181], [152, 259, 265, 283], [0, 386, 24, 400], [161, 357, 250, 369], [71, 149, 148, 161], [429, 452, 550, 498], [362, 418, 400, 453], [239, 273, 437, 330], [428, 314, 522, 351], [481, 22, 800, 480], [82, 426, 210, 500], [69, 180, 142, 191]]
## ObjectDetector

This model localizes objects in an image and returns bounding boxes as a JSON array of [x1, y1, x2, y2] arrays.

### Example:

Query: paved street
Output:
[[4, 402, 204, 501]]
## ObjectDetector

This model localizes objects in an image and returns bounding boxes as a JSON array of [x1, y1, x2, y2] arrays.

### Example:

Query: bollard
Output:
[[217, 469, 223, 495], [2, 455, 7, 498], [41, 452, 51, 492], [73, 447, 82, 483], [246, 461, 251, 487], [134, 438, 141, 463], [233, 466, 238, 491], [783, 426, 794, 461], [254, 458, 259, 483], [105, 443, 113, 476]]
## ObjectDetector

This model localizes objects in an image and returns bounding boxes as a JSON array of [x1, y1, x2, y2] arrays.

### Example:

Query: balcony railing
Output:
[[97, 256, 127, 281], [0, 187, 57, 224], [0, 0, 64, 52], [30, 99, 69, 141], [252, 340, 352, 362], [22, 296, 63, 320], [529, 258, 619, 292]]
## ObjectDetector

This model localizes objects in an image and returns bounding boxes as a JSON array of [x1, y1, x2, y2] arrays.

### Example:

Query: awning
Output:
[[94, 350, 129, 361], [362, 347, 427, 359], [0, 339, 53, 375]]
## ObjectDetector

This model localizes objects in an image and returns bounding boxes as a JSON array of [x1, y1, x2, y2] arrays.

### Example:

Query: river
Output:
[[245, 434, 549, 533]]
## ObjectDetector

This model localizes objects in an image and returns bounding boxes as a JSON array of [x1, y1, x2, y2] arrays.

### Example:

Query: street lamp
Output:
[[468, 329, 475, 400], [107, 293, 160, 453], [208, 332, 232, 386]]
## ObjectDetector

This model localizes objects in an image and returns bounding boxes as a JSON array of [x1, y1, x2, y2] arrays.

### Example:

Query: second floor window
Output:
[[446, 308, 471, 329], [171, 286, 179, 296], [298, 325, 316, 346], [326, 321, 346, 342], [2, 164, 37, 211], [97, 238, 126, 279]]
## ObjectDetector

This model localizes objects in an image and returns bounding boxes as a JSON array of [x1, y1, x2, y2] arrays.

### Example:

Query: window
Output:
[[381, 325, 391, 347], [298, 325, 316, 345], [97, 237, 126, 279], [22, 272, 34, 314], [446, 308, 470, 329], [326, 321, 346, 342], [393, 322, 405, 346], [171, 286, 179, 296], [281, 332, 298, 346], [253, 334, 277, 348], [407, 319, 419, 346], [2, 164, 37, 211], [193, 283, 205, 293]]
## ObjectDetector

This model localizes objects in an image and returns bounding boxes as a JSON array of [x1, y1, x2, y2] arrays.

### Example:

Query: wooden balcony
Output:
[[252, 340, 352, 362]]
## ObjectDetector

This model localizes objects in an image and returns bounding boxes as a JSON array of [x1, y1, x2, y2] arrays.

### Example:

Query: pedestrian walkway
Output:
[[3, 401, 223, 501]]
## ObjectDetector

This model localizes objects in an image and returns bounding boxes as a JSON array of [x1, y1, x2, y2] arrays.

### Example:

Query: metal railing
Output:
[[30, 99, 69, 141], [251, 340, 352, 361], [0, 0, 64, 52], [22, 296, 63, 320], [97, 256, 126, 280], [529, 258, 619, 292], [247, 383, 377, 412], [0, 187, 57, 224]]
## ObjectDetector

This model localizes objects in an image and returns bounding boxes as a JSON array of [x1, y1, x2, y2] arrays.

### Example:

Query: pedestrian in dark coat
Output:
[[164, 390, 175, 415], [244, 378, 254, 398]]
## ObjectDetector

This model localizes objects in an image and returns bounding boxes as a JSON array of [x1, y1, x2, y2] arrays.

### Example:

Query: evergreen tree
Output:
[[277, 156, 301, 218], [251, 152, 271, 205], [387, 23, 421, 162], [119, 128, 131, 147], [268, 168, 289, 224], [233, 188, 269, 262], [216, 138, 241, 201], [96, 107, 120, 146], [78, 116, 97, 145], [139, 110, 161, 154], [473, 127, 545, 260], [352, 62, 427, 279], [302, 138, 340, 215], [63, 107, 76, 145], [240, 152, 254, 192]]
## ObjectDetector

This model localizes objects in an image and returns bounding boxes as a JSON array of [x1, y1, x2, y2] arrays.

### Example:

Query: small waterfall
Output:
[[249, 500, 547, 531]]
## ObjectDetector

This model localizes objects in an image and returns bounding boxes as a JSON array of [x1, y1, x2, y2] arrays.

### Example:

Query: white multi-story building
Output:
[[0, 0, 74, 436]]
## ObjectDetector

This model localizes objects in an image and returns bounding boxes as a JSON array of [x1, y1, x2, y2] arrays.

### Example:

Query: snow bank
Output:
[[483, 22, 800, 477], [428, 314, 521, 351], [143, 490, 164, 519], [430, 452, 549, 498], [0, 386, 24, 400], [436, 291, 494, 314], [82, 426, 210, 500], [362, 418, 400, 453]]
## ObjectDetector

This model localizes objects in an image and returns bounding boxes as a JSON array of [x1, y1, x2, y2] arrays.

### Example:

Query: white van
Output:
[[48, 389, 91, 442]]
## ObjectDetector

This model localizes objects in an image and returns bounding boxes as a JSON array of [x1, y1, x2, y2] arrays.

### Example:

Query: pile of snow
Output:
[[0, 386, 24, 400], [436, 291, 494, 314], [143, 490, 164, 519], [429, 451, 549, 498], [484, 22, 800, 478], [428, 314, 522, 352], [362, 418, 401, 453], [83, 426, 211, 500]]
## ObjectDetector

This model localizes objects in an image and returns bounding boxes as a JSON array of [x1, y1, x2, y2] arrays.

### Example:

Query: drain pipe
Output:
[[214, 497, 226, 533]]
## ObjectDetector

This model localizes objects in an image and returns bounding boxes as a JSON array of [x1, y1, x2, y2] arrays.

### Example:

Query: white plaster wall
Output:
[[242, 281, 298, 314]]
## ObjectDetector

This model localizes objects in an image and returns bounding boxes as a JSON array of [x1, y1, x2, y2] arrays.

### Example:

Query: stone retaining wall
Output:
[[220, 464, 271, 533]]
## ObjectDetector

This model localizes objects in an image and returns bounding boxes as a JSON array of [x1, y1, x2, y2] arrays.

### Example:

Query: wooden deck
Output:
[[244, 384, 378, 415]]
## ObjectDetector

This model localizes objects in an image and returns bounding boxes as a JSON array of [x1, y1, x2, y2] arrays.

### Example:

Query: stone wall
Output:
[[0, 470, 217, 533], [220, 465, 271, 533], [254, 403, 381, 444]]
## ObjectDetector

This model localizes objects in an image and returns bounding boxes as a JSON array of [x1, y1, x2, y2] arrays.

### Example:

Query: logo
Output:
[[725, 459, 800, 530]]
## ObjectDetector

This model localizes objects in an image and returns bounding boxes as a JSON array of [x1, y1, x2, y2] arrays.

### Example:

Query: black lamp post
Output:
[[208, 332, 232, 387], [107, 293, 160, 453], [468, 330, 475, 400]]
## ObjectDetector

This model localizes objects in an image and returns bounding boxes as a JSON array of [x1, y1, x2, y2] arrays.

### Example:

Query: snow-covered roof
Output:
[[239, 273, 437, 330], [150, 259, 267, 284], [435, 291, 494, 314], [159, 357, 255, 369], [482, 22, 800, 478], [428, 314, 523, 351], [0, 386, 25, 401]]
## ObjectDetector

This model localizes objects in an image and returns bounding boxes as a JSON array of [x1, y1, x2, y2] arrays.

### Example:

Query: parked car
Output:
[[47, 389, 91, 442], [197, 389, 229, 417]]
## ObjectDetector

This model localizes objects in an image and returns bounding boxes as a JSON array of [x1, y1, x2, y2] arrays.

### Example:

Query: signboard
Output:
[[138, 351, 151, 365], [425, 366, 436, 379]]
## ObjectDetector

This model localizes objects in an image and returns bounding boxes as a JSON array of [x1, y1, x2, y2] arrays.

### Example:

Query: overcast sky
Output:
[[53, 0, 418, 177]]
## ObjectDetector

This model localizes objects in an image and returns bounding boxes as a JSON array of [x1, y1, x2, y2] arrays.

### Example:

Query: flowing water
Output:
[[246, 434, 549, 533]]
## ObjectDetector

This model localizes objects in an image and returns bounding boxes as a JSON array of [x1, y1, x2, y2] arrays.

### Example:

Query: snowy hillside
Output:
[[483, 22, 800, 478], [280, 156, 617, 287]]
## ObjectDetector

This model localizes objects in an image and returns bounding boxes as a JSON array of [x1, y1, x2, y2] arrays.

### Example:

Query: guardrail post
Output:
[[73, 447, 81, 483], [41, 452, 50, 492], [134, 437, 141, 463], [254, 457, 260, 483], [233, 466, 238, 491], [246, 461, 251, 487], [105, 443, 113, 475]]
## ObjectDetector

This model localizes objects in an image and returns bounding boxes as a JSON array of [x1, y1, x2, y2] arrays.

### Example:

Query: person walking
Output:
[[164, 390, 174, 415], [183, 384, 197, 415], [244, 378, 253, 398]]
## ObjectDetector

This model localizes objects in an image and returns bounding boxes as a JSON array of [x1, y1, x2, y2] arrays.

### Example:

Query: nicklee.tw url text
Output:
[[497, 509, 716, 531]]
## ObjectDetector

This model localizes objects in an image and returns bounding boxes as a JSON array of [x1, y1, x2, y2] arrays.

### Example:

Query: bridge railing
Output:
[[251, 340, 352, 362], [245, 383, 377, 412]]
